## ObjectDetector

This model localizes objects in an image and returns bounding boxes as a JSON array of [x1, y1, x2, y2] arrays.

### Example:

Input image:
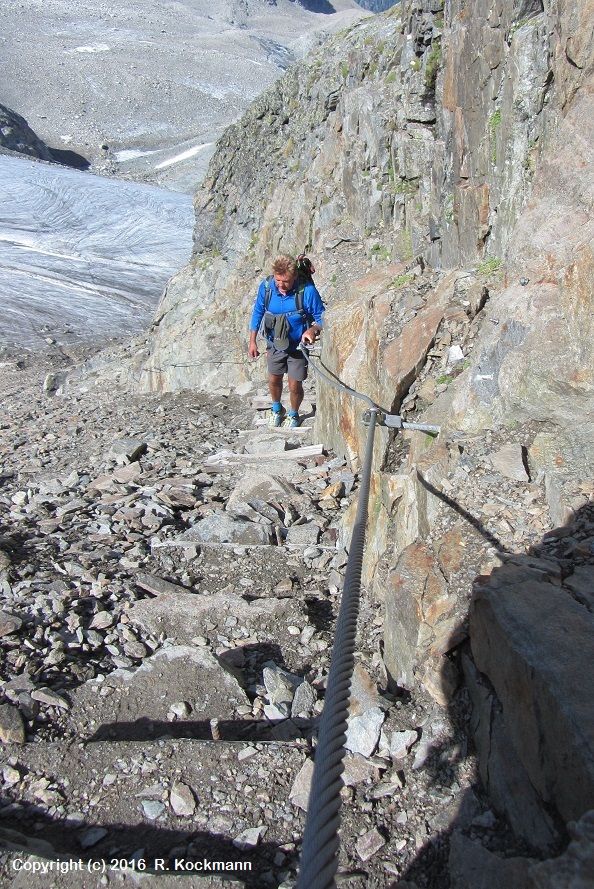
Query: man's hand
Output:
[[248, 331, 260, 359], [302, 326, 320, 345]]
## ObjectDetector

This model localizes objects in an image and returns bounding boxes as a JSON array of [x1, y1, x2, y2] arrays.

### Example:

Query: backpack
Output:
[[296, 254, 315, 284], [260, 255, 316, 346]]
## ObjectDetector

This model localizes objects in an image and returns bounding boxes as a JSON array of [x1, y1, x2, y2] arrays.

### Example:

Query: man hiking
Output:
[[248, 253, 325, 427]]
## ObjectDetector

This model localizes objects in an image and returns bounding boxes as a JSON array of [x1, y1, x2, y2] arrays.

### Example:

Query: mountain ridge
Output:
[[0, 0, 370, 190]]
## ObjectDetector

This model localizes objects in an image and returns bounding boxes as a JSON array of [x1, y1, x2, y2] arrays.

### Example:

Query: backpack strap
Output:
[[264, 275, 273, 312], [295, 279, 314, 326]]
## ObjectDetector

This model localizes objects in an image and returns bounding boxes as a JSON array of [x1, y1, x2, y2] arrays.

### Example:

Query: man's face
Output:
[[274, 271, 297, 295]]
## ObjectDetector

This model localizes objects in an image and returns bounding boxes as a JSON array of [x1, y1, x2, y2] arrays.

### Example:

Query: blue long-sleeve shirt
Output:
[[250, 277, 325, 351]]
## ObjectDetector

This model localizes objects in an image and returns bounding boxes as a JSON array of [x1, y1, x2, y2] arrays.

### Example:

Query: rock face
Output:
[[135, 0, 593, 442], [470, 565, 594, 826], [0, 104, 53, 162], [131, 0, 591, 411]]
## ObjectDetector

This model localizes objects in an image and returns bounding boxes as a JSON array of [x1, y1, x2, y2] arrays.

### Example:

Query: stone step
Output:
[[250, 421, 312, 431], [0, 737, 307, 886], [66, 644, 252, 743], [205, 444, 324, 468], [60, 637, 320, 746]]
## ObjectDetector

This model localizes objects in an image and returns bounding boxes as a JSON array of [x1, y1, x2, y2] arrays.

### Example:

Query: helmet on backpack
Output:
[[296, 254, 315, 284]]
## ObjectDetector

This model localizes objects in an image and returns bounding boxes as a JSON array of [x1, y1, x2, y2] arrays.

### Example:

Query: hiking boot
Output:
[[283, 413, 301, 428], [268, 406, 286, 427]]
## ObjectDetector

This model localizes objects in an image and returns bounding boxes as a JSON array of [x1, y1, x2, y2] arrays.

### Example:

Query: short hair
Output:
[[272, 253, 298, 277]]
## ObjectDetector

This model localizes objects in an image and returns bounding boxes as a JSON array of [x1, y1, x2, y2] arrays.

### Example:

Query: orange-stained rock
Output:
[[315, 270, 456, 469], [437, 525, 468, 580], [383, 540, 462, 696]]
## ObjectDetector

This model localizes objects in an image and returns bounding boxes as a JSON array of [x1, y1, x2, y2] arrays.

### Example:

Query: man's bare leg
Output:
[[269, 373, 283, 404], [288, 377, 304, 413]]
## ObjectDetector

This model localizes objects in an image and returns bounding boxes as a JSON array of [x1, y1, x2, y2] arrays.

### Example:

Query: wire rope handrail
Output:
[[299, 344, 440, 434], [296, 343, 440, 887], [297, 406, 378, 889]]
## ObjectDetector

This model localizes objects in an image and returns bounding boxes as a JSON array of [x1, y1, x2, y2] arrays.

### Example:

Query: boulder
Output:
[[489, 443, 529, 483], [470, 570, 594, 823], [384, 540, 461, 691], [0, 704, 26, 745], [462, 652, 559, 851], [0, 104, 54, 161]]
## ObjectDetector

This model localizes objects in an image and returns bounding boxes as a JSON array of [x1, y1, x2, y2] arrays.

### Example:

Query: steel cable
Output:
[[299, 343, 440, 434], [298, 343, 379, 411], [297, 406, 378, 889], [296, 343, 437, 884]]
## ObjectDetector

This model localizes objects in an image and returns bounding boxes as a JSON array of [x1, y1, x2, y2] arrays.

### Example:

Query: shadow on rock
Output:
[[0, 816, 282, 887], [416, 471, 512, 555], [49, 148, 91, 170], [289, 0, 337, 13], [87, 715, 316, 743]]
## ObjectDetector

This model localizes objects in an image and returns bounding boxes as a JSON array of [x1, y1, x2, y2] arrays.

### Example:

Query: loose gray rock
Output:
[[263, 664, 302, 707], [356, 827, 386, 862], [109, 437, 147, 464], [141, 799, 165, 820], [170, 782, 196, 817], [233, 825, 267, 849], [490, 444, 529, 482], [168, 701, 192, 719], [343, 754, 381, 787], [291, 680, 317, 718], [78, 827, 109, 849], [0, 612, 22, 636], [181, 511, 273, 545], [0, 704, 26, 744], [285, 522, 320, 546], [345, 707, 385, 758], [31, 688, 70, 710], [388, 729, 419, 760], [88, 611, 114, 630], [43, 371, 66, 394], [289, 758, 315, 811]]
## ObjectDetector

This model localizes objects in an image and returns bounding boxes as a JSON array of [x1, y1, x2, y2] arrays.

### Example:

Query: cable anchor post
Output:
[[362, 410, 440, 435], [362, 408, 388, 427]]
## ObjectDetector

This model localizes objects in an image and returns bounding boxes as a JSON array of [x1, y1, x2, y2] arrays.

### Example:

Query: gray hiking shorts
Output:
[[266, 346, 308, 382]]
